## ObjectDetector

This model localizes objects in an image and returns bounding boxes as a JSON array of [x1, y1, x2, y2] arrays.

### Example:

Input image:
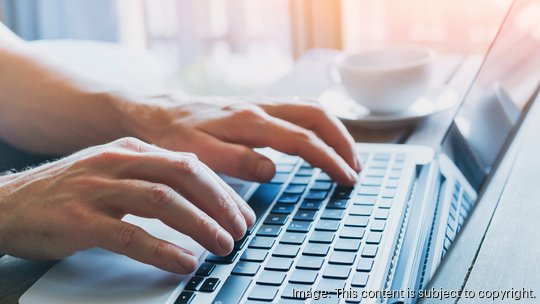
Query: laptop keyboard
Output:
[[175, 152, 409, 304]]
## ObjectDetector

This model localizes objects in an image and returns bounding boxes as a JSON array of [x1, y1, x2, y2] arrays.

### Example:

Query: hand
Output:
[[0, 137, 255, 274], [124, 98, 361, 185]]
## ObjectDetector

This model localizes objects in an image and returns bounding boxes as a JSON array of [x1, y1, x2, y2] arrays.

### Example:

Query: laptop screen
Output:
[[441, 0, 540, 190]]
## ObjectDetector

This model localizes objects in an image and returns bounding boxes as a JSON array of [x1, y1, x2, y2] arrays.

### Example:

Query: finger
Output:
[[97, 180, 235, 256], [109, 152, 250, 240], [90, 215, 199, 274], [260, 102, 361, 172]]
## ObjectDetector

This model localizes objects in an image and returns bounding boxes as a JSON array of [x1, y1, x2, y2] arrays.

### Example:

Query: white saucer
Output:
[[319, 86, 460, 129]]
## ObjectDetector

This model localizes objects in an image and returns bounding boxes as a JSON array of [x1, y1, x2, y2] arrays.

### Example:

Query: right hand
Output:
[[0, 137, 255, 274]]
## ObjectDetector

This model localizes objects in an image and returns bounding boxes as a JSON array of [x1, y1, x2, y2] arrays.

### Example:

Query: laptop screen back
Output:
[[442, 0, 540, 190]]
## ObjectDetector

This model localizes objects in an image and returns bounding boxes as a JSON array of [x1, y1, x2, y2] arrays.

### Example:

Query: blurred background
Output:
[[0, 0, 513, 95]]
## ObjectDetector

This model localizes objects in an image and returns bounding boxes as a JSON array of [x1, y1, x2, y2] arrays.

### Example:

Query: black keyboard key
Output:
[[248, 285, 279, 301], [234, 236, 249, 251], [311, 181, 332, 191], [361, 245, 379, 258], [195, 262, 216, 277], [349, 205, 373, 216], [303, 243, 330, 256], [315, 220, 340, 231], [293, 210, 317, 221], [366, 232, 383, 244], [184, 276, 205, 291], [334, 239, 361, 252], [249, 236, 275, 249], [296, 256, 325, 270], [340, 227, 365, 239], [305, 190, 328, 200], [211, 275, 252, 304], [271, 204, 295, 214], [327, 199, 349, 209], [291, 176, 311, 185], [231, 261, 260, 276], [300, 200, 323, 210], [248, 183, 282, 229], [265, 257, 293, 271], [240, 248, 268, 262], [289, 269, 318, 284], [278, 194, 301, 204], [321, 209, 345, 220], [257, 270, 286, 286], [264, 214, 288, 226], [317, 278, 346, 293], [329, 251, 356, 265], [199, 277, 220, 292], [175, 291, 195, 304], [344, 215, 369, 227], [356, 258, 374, 272], [284, 184, 306, 194], [272, 244, 300, 258], [351, 272, 369, 287], [280, 232, 306, 245], [205, 251, 239, 264], [323, 265, 351, 279], [332, 186, 354, 199], [287, 221, 312, 233], [270, 173, 289, 184], [256, 225, 282, 237], [309, 231, 335, 244]]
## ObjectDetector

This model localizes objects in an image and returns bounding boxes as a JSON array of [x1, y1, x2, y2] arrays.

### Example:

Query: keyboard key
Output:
[[357, 186, 380, 196], [340, 227, 365, 239], [248, 285, 279, 301], [265, 257, 294, 271], [373, 153, 391, 161], [276, 164, 295, 173], [175, 291, 195, 304], [285, 184, 306, 194], [316, 172, 332, 182], [256, 225, 282, 237], [362, 177, 383, 186], [289, 269, 318, 284], [309, 231, 335, 244], [356, 257, 374, 272], [315, 220, 340, 231], [344, 215, 369, 227], [257, 270, 286, 286], [321, 209, 345, 220], [296, 256, 324, 270], [351, 272, 369, 287], [327, 199, 349, 209], [280, 232, 306, 245], [291, 176, 311, 184], [278, 194, 301, 204], [231, 261, 260, 276], [317, 278, 346, 293], [382, 188, 396, 198], [300, 200, 323, 210], [264, 214, 288, 225], [311, 181, 332, 191], [323, 265, 351, 279], [334, 239, 361, 252], [371, 220, 386, 231], [378, 198, 393, 209], [303, 243, 330, 256], [234, 235, 249, 250], [211, 275, 252, 304], [353, 195, 377, 205], [249, 236, 275, 249], [361, 245, 379, 258], [248, 183, 282, 230], [329, 251, 356, 265], [293, 210, 318, 221], [366, 232, 383, 244], [297, 168, 315, 176], [386, 179, 399, 188], [195, 262, 216, 277], [364, 169, 386, 177], [332, 186, 354, 199], [287, 221, 312, 233], [305, 190, 328, 200], [205, 251, 238, 264], [184, 276, 205, 291], [199, 278, 220, 292], [241, 249, 268, 262], [273, 244, 300, 258], [349, 205, 373, 216], [270, 173, 289, 184], [278, 156, 299, 165], [282, 284, 311, 299], [272, 204, 295, 214], [389, 171, 401, 179]]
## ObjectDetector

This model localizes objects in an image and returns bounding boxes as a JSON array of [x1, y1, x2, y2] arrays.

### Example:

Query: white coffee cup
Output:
[[332, 45, 436, 114]]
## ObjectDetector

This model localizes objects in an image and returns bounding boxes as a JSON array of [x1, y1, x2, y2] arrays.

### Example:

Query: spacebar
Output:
[[211, 275, 252, 304]]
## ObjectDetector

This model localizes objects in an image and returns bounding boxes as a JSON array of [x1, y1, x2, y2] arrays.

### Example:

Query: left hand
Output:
[[122, 98, 361, 185]]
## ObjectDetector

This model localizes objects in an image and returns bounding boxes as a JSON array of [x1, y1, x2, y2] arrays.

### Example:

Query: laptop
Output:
[[20, 1, 540, 303]]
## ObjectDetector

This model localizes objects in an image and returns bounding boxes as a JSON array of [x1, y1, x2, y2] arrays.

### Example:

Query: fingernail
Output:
[[232, 214, 247, 238], [242, 204, 256, 227], [177, 252, 197, 273], [347, 167, 358, 183], [256, 159, 275, 181], [217, 229, 233, 253], [354, 157, 362, 172]]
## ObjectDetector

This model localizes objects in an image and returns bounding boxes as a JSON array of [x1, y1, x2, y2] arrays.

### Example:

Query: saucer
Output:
[[319, 86, 460, 129]]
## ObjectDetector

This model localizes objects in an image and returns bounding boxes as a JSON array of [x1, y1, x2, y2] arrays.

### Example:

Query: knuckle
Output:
[[152, 241, 167, 259], [174, 157, 201, 175], [148, 184, 175, 209], [195, 212, 213, 232], [114, 137, 146, 152], [116, 225, 141, 249], [295, 129, 316, 142], [231, 105, 264, 120], [86, 149, 124, 164]]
